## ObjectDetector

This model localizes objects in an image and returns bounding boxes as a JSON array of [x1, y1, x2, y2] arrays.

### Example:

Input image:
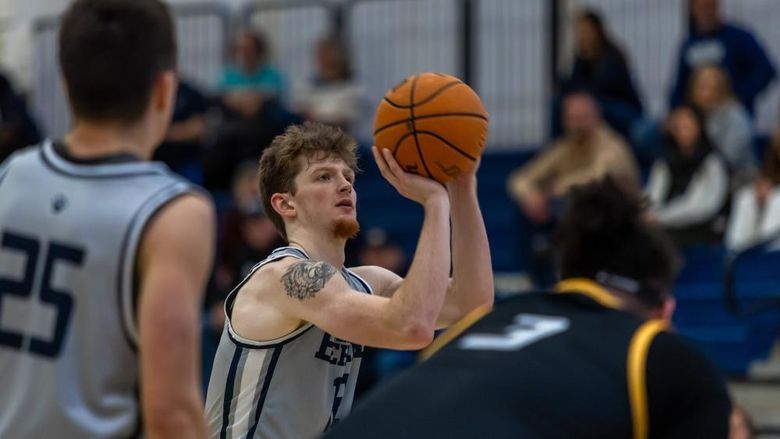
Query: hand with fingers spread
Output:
[[372, 146, 448, 206]]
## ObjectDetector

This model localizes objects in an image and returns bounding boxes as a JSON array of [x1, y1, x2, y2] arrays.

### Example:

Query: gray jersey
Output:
[[205, 246, 372, 439], [0, 141, 199, 438]]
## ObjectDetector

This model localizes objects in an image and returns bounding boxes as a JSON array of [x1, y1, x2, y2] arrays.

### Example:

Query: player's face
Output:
[[292, 156, 359, 238]]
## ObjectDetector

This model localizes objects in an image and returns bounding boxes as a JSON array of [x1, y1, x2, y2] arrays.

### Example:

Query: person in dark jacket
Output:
[[669, 0, 775, 115], [554, 9, 644, 138]]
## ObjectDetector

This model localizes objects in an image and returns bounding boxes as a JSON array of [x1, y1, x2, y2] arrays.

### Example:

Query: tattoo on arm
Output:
[[281, 261, 337, 301]]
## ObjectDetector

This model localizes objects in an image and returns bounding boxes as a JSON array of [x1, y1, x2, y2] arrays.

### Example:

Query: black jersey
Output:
[[326, 278, 731, 439]]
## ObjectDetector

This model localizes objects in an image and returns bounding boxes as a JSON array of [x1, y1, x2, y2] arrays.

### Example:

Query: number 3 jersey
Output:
[[325, 278, 732, 439], [205, 246, 372, 439], [0, 141, 198, 438]]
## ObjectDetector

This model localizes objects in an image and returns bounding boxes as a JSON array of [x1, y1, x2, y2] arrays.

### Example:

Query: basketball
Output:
[[373, 72, 489, 183]]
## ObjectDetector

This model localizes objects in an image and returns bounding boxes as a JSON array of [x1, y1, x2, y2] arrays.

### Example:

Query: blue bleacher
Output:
[[356, 149, 533, 271], [673, 244, 780, 376]]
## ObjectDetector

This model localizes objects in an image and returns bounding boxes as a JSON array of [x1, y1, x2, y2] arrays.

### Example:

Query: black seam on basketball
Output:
[[373, 112, 489, 136], [392, 131, 416, 155], [383, 97, 407, 109], [416, 131, 478, 162], [382, 80, 464, 109], [415, 80, 463, 106], [409, 76, 433, 178]]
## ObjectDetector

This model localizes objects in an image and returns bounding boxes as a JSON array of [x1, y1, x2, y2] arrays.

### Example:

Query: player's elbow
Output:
[[398, 320, 435, 349], [478, 292, 495, 311]]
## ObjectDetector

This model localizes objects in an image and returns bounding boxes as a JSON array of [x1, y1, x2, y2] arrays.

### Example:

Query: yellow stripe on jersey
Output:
[[419, 304, 492, 362], [627, 319, 668, 439], [555, 278, 622, 309]]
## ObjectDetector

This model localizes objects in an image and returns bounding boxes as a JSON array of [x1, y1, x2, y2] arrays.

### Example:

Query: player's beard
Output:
[[332, 218, 360, 239]]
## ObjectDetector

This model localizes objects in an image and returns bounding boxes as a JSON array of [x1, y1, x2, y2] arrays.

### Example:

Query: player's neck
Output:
[[287, 231, 346, 268], [65, 120, 153, 161]]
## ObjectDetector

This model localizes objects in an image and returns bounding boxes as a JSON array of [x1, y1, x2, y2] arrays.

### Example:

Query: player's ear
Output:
[[153, 71, 177, 114], [271, 193, 296, 219]]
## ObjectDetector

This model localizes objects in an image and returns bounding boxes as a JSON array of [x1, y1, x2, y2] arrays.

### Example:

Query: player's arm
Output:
[[259, 193, 449, 349], [137, 194, 215, 439], [259, 148, 450, 349], [435, 170, 494, 327], [356, 169, 494, 328]]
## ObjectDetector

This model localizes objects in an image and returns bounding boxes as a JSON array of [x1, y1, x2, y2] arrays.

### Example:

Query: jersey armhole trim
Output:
[[627, 319, 668, 439], [117, 181, 196, 351], [223, 248, 313, 349], [344, 269, 374, 295], [418, 304, 492, 361]]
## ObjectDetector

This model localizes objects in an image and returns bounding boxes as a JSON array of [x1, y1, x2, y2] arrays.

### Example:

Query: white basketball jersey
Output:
[[205, 247, 372, 439], [0, 141, 200, 438]]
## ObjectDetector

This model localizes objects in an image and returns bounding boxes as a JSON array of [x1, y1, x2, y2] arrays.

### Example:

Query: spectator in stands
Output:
[[688, 64, 755, 185], [554, 9, 643, 139], [508, 92, 640, 285], [293, 35, 367, 138], [646, 105, 729, 246], [153, 80, 209, 183], [669, 0, 776, 115], [725, 111, 780, 251], [206, 30, 301, 191], [219, 30, 284, 109], [0, 70, 40, 163]]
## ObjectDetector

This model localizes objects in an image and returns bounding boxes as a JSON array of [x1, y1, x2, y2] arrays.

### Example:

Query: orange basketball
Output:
[[373, 72, 489, 183]]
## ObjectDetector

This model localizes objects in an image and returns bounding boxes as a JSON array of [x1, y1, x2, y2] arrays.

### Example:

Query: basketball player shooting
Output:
[[204, 117, 494, 438], [0, 1, 214, 438]]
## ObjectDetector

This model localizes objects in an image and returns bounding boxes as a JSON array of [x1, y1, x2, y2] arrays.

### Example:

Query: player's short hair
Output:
[[59, 0, 176, 123], [556, 177, 679, 308], [258, 122, 358, 240]]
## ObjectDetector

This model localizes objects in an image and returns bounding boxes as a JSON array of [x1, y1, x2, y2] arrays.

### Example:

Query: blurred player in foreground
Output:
[[0, 0, 214, 437]]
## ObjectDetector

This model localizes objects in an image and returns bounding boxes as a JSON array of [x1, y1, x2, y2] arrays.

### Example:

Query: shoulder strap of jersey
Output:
[[627, 319, 669, 439], [418, 304, 492, 361]]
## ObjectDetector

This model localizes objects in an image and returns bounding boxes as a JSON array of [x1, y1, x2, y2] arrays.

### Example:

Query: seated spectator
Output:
[[205, 30, 301, 191], [726, 117, 780, 251], [554, 9, 643, 138], [669, 0, 776, 115], [508, 92, 640, 284], [293, 35, 367, 137], [688, 64, 755, 185], [646, 105, 729, 246], [219, 29, 284, 114], [153, 79, 209, 183], [0, 70, 41, 163]]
